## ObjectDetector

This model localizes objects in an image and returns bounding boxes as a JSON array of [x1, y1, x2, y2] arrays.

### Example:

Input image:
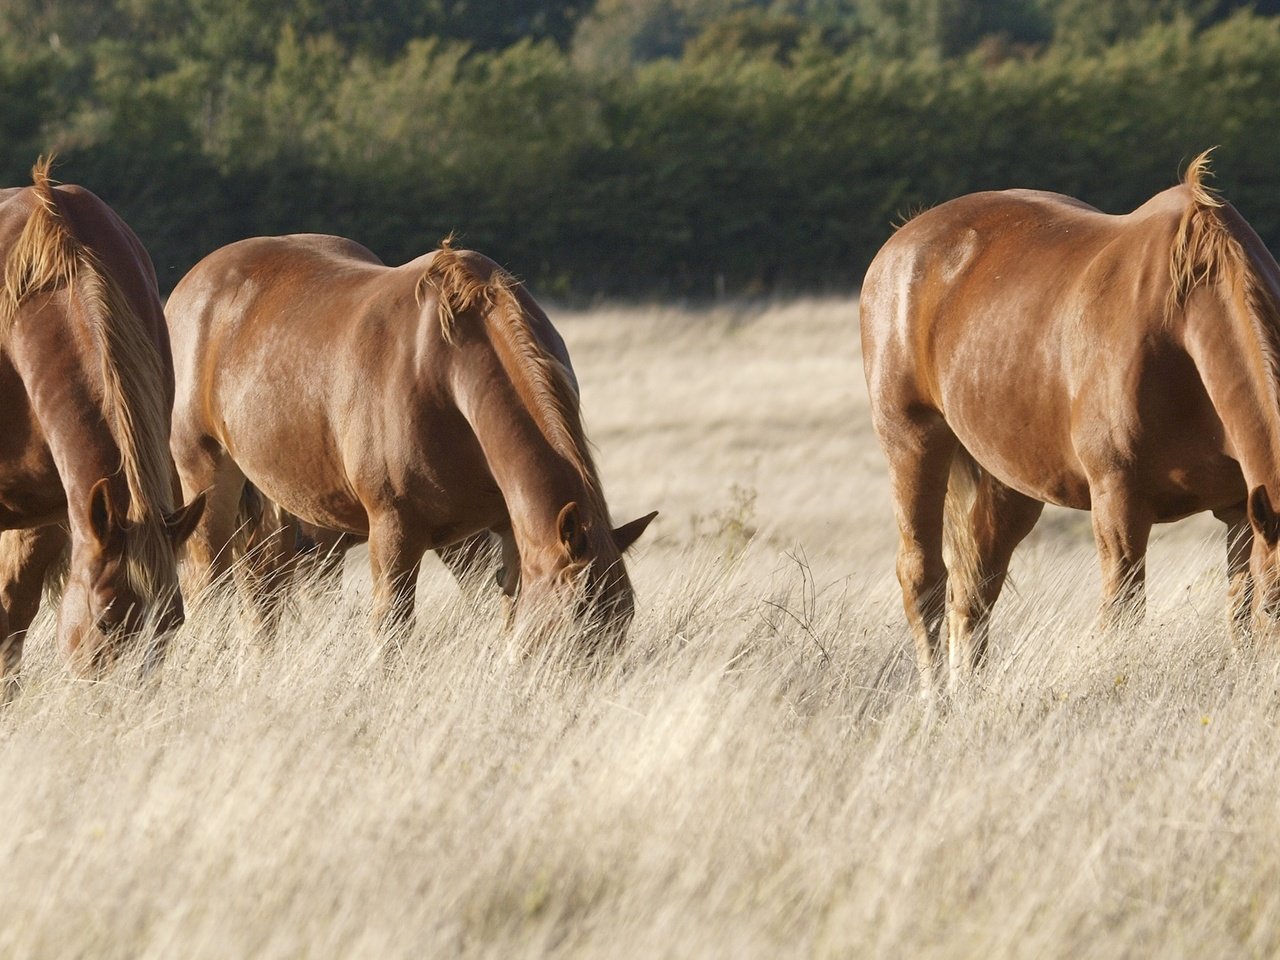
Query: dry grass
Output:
[[5, 298, 1280, 958]]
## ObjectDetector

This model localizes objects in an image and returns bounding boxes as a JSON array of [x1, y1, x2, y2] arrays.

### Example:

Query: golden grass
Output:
[[4, 298, 1279, 958]]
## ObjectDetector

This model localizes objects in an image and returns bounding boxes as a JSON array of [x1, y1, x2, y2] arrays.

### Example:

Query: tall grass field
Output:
[[3, 298, 1277, 958]]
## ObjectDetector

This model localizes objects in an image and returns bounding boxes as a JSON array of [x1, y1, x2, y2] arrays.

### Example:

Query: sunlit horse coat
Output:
[[166, 236, 655, 643], [0, 160, 203, 680], [862, 152, 1280, 693]]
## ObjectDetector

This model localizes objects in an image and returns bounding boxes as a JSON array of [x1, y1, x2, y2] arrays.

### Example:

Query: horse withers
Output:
[[0, 160, 205, 683], [166, 235, 655, 648], [862, 151, 1280, 695]]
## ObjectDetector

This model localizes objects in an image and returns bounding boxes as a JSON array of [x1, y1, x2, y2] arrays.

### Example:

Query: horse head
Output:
[[512, 502, 657, 653], [58, 477, 204, 672]]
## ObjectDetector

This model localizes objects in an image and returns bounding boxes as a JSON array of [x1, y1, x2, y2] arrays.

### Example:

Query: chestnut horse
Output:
[[227, 301, 592, 605], [166, 235, 655, 643], [862, 151, 1280, 694], [0, 160, 204, 681]]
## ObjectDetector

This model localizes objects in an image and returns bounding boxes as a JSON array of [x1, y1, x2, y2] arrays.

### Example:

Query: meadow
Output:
[[2, 297, 1278, 958]]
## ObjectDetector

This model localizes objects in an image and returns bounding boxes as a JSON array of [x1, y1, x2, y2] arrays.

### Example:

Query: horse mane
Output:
[[892, 202, 932, 231], [1167, 148, 1280, 402], [0, 157, 176, 597], [417, 240, 611, 523], [1168, 149, 1231, 313]]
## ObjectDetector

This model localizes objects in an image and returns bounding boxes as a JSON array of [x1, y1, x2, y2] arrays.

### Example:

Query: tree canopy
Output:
[[3, 0, 1280, 294]]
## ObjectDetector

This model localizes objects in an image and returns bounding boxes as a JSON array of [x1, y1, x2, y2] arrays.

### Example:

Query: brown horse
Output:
[[227, 300, 593, 606], [862, 151, 1280, 694], [0, 160, 204, 681], [166, 235, 655, 644]]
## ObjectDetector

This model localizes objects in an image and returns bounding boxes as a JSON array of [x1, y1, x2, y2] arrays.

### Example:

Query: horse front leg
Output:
[[171, 439, 248, 603], [368, 512, 427, 633], [0, 525, 69, 695], [1090, 481, 1153, 630], [435, 531, 500, 596]]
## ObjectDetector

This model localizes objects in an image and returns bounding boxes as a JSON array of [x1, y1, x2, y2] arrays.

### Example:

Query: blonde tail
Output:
[[942, 450, 982, 602]]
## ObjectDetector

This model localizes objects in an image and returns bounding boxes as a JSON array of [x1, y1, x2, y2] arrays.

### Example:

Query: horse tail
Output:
[[943, 449, 982, 600], [232, 481, 266, 559]]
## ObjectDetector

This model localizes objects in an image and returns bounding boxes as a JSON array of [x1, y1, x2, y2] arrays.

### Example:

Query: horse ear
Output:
[[88, 478, 126, 546], [557, 502, 588, 556], [165, 493, 206, 548], [613, 510, 658, 553], [1249, 485, 1280, 545]]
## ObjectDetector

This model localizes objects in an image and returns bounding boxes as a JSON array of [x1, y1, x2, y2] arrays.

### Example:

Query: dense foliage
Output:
[[2, 0, 1280, 294]]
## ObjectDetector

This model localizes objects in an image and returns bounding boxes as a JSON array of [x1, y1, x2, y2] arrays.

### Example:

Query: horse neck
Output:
[[1185, 277, 1280, 494], [9, 298, 128, 538], [453, 344, 600, 566]]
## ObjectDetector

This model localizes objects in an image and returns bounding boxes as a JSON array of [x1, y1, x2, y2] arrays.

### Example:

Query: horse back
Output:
[[862, 188, 1188, 402], [165, 234, 398, 387]]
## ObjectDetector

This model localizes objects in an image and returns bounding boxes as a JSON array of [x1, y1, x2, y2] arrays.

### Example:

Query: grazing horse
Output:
[[166, 235, 656, 644], [862, 151, 1280, 694], [0, 160, 205, 681], [228, 299, 593, 605]]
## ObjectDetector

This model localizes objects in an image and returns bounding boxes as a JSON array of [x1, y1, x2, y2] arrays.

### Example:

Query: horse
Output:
[[861, 150, 1280, 695], [0, 159, 205, 682], [227, 293, 596, 607], [165, 234, 656, 645]]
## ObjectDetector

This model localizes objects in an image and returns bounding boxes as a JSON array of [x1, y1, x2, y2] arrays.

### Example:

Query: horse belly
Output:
[[943, 358, 1242, 519], [936, 342, 1091, 508], [217, 392, 370, 535], [376, 419, 509, 543], [0, 439, 66, 525], [947, 408, 1091, 508]]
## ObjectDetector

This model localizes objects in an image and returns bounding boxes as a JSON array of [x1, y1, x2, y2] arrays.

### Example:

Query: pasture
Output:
[[3, 296, 1277, 958]]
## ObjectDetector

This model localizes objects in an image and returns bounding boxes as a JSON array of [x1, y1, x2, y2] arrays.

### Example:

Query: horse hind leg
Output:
[[235, 495, 309, 631], [0, 525, 69, 696], [877, 408, 958, 698], [298, 524, 355, 590], [945, 460, 1044, 689]]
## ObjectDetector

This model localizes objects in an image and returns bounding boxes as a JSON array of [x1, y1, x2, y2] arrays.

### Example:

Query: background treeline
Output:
[[2, 0, 1280, 295]]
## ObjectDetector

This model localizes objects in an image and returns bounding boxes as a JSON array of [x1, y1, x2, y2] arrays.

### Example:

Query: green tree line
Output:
[[2, 0, 1280, 295]]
